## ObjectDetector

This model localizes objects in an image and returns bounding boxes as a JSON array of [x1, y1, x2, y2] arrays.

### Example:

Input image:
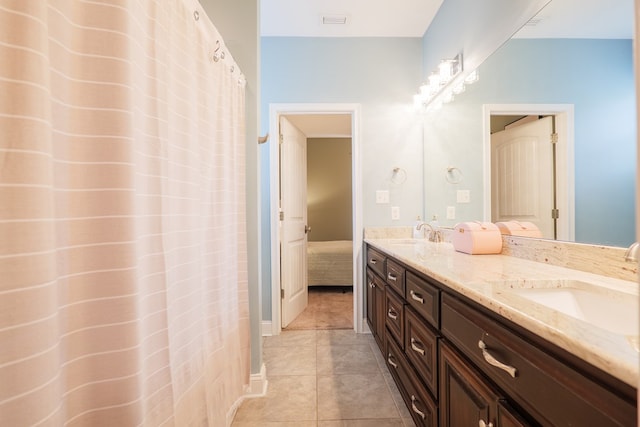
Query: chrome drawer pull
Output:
[[370, 258, 377, 265], [387, 273, 397, 282], [387, 353, 398, 368], [368, 281, 375, 288], [387, 309, 398, 320], [479, 420, 494, 427], [478, 340, 517, 378], [410, 338, 425, 355], [410, 290, 424, 304], [410, 395, 426, 419]]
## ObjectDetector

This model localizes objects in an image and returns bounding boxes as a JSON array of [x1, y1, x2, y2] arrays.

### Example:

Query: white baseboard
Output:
[[261, 320, 273, 336], [226, 363, 268, 426], [248, 363, 268, 396]]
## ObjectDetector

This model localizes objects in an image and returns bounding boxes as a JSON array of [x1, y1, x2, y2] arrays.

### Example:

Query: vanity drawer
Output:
[[385, 286, 405, 348], [405, 271, 440, 329], [441, 294, 636, 427], [386, 334, 438, 427], [405, 306, 439, 397], [366, 246, 386, 278], [385, 259, 405, 295]]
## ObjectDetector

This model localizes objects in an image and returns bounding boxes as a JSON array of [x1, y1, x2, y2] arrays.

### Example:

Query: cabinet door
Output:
[[497, 400, 532, 427], [366, 268, 385, 352], [440, 341, 500, 427], [366, 268, 376, 333]]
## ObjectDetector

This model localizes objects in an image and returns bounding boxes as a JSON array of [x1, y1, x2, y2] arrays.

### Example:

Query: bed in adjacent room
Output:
[[307, 240, 353, 287]]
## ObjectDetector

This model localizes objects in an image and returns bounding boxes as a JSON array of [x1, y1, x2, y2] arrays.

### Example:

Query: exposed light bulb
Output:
[[428, 73, 441, 88], [438, 60, 453, 83], [452, 82, 465, 95]]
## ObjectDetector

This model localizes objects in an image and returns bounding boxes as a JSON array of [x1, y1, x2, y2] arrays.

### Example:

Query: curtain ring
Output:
[[213, 40, 221, 62], [193, 10, 200, 21]]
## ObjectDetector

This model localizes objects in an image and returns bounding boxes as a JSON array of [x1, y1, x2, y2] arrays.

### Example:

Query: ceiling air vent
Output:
[[322, 15, 347, 25], [524, 16, 545, 27]]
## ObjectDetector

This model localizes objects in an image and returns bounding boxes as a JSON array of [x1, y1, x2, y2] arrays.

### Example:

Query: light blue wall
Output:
[[424, 38, 636, 247], [260, 37, 424, 319], [421, 0, 549, 84]]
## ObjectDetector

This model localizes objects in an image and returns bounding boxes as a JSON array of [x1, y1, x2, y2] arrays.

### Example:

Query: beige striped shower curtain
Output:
[[0, 1, 250, 425]]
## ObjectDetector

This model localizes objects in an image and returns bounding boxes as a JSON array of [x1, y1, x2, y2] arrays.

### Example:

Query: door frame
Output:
[[269, 103, 363, 336], [482, 104, 575, 241]]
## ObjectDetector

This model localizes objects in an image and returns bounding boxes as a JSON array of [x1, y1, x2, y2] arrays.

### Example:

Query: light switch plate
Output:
[[457, 190, 470, 203], [446, 206, 455, 219], [391, 206, 400, 220], [376, 190, 390, 204]]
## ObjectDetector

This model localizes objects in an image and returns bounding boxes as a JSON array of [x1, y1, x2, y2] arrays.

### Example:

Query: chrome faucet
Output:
[[416, 222, 443, 243], [624, 241, 640, 262]]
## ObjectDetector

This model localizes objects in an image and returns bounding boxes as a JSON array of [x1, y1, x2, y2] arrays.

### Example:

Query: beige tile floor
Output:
[[231, 329, 416, 426], [286, 286, 353, 330]]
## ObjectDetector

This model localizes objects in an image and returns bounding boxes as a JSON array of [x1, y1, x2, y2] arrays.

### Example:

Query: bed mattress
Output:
[[307, 240, 353, 286]]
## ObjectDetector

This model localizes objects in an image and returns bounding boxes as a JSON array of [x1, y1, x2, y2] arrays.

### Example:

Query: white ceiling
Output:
[[260, 0, 443, 37], [514, 0, 634, 39], [284, 114, 352, 138], [261, 0, 634, 39]]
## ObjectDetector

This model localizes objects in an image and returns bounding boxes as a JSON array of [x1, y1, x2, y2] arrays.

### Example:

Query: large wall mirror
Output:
[[423, 0, 636, 247]]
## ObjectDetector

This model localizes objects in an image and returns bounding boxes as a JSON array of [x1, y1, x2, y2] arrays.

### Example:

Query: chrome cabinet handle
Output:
[[479, 420, 494, 427], [368, 281, 375, 288], [411, 395, 426, 419], [410, 290, 424, 304], [387, 353, 398, 368], [387, 309, 398, 320], [410, 337, 425, 355], [387, 273, 397, 282], [369, 258, 377, 265], [478, 340, 517, 378]]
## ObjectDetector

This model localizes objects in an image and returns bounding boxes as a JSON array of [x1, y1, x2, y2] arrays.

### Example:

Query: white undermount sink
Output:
[[496, 280, 638, 336]]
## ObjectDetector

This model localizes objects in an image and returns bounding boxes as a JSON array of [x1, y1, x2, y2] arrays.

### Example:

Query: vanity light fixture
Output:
[[414, 53, 479, 112]]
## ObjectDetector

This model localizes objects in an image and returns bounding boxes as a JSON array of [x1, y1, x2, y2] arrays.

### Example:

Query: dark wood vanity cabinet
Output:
[[365, 244, 637, 427], [440, 341, 531, 427], [366, 267, 385, 351], [442, 293, 636, 427]]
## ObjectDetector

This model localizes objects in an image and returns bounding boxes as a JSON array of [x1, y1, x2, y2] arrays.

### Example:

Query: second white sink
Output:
[[497, 280, 638, 336], [493, 279, 640, 336]]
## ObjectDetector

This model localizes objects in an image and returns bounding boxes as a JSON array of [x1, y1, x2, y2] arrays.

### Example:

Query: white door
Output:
[[280, 116, 309, 327], [491, 116, 555, 238]]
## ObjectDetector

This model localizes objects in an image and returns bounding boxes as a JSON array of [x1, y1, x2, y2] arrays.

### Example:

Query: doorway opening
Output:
[[483, 104, 575, 241], [268, 104, 363, 336]]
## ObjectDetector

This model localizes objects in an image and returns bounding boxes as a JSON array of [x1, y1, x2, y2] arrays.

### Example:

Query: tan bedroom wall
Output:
[[307, 138, 353, 241]]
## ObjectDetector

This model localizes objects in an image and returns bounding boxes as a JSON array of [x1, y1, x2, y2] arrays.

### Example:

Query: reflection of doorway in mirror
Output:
[[491, 115, 555, 239], [482, 104, 575, 242]]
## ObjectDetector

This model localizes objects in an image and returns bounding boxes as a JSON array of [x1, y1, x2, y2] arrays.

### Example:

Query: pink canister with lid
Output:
[[452, 221, 503, 255]]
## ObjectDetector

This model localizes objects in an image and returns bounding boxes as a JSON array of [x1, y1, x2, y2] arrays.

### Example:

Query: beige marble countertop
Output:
[[365, 238, 639, 388]]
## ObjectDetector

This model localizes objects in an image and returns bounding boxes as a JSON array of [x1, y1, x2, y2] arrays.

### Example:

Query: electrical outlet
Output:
[[446, 206, 456, 220], [376, 190, 390, 204], [457, 190, 470, 203], [391, 206, 400, 220]]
